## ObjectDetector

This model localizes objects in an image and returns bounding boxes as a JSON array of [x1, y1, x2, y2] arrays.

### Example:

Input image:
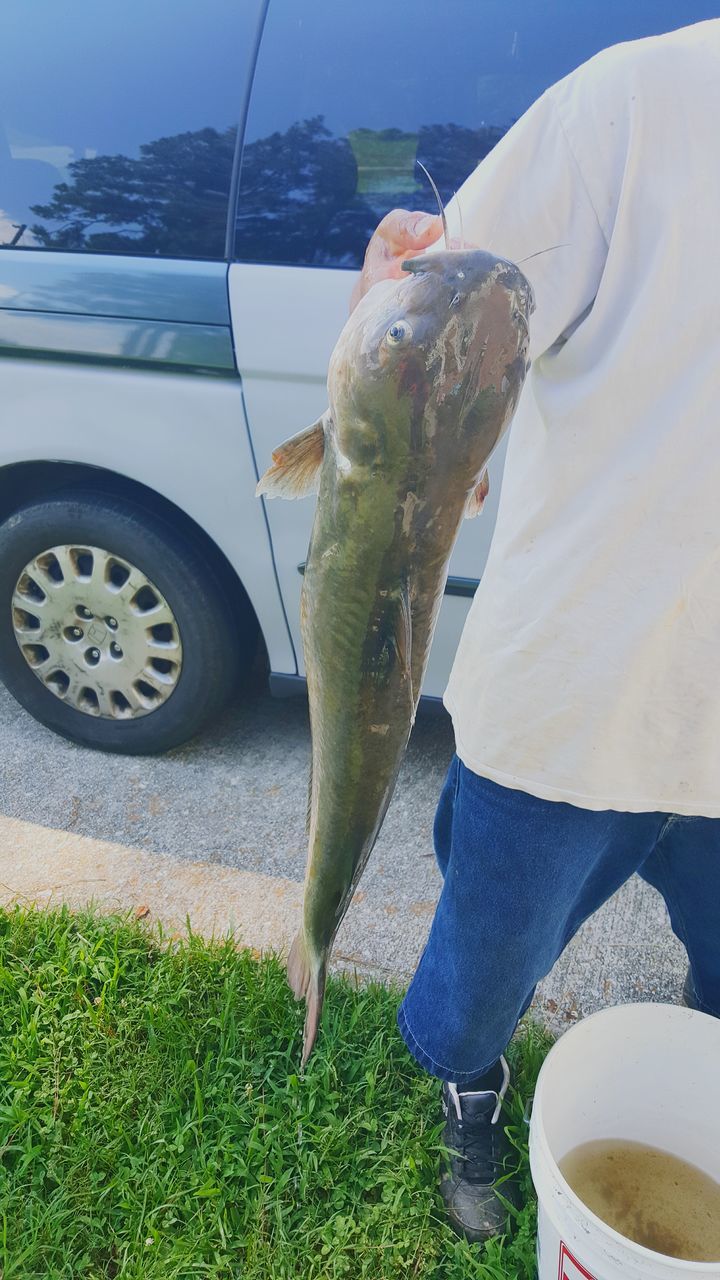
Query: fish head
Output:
[[327, 249, 533, 474]]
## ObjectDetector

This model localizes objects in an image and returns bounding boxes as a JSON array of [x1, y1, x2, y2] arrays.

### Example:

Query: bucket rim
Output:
[[530, 1003, 720, 1272]]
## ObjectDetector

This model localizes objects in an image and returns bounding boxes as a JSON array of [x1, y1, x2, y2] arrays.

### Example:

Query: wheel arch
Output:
[[0, 459, 267, 670]]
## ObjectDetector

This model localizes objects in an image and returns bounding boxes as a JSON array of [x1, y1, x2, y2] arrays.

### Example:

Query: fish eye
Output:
[[385, 319, 413, 347]]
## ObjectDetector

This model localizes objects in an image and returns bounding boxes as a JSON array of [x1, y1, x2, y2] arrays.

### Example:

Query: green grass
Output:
[[0, 907, 552, 1279]]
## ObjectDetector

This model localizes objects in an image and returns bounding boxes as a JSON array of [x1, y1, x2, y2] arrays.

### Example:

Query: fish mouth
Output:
[[402, 249, 534, 315]]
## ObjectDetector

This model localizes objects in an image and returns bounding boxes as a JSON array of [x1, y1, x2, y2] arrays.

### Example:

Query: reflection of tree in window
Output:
[[26, 116, 508, 266], [29, 127, 237, 259]]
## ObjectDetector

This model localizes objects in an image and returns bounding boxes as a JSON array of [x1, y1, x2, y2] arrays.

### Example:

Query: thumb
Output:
[[408, 212, 444, 248], [381, 209, 444, 253]]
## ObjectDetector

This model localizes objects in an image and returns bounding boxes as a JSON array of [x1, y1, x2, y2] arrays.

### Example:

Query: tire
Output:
[[0, 489, 252, 754]]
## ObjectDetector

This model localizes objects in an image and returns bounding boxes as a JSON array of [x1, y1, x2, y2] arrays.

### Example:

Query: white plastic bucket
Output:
[[529, 1003, 720, 1280]]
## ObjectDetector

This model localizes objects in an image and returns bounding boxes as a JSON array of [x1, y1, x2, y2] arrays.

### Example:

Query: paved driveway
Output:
[[0, 679, 687, 1033]]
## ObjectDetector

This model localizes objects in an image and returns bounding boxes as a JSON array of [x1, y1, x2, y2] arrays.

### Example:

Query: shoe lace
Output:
[[446, 1068, 511, 1186], [458, 1115, 502, 1183]]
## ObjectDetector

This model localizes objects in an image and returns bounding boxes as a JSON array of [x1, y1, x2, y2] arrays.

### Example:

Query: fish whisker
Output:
[[516, 243, 569, 264], [453, 188, 465, 250], [416, 160, 449, 251]]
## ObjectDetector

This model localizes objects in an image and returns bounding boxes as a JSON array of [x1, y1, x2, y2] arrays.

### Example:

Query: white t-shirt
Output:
[[444, 19, 720, 816]]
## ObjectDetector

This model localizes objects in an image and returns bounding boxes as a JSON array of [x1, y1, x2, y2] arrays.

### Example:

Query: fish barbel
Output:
[[257, 249, 533, 1065]]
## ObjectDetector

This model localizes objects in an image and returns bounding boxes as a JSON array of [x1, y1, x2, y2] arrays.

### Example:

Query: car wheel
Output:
[[0, 489, 252, 754]]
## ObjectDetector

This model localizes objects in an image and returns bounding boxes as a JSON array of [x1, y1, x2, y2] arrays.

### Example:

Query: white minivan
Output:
[[0, 0, 713, 752]]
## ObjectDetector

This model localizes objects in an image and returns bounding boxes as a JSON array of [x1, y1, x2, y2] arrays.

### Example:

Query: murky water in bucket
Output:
[[560, 1139, 720, 1262]]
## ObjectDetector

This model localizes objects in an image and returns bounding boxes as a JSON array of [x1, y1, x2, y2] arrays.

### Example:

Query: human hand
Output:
[[349, 209, 444, 313]]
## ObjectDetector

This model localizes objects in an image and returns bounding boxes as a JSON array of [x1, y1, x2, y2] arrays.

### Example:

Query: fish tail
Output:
[[287, 930, 311, 998], [287, 931, 327, 1067], [301, 962, 326, 1069]]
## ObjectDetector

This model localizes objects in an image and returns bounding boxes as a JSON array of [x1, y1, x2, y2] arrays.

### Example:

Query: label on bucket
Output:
[[559, 1242, 596, 1280]]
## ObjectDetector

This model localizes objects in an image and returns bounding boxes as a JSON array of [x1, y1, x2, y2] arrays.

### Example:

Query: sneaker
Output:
[[439, 1056, 521, 1243]]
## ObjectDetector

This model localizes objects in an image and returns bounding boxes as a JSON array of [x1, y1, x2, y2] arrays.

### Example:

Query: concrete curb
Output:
[[0, 813, 304, 951], [0, 812, 689, 1037]]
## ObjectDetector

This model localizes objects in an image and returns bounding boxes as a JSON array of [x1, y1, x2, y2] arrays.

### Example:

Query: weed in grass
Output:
[[0, 907, 552, 1279]]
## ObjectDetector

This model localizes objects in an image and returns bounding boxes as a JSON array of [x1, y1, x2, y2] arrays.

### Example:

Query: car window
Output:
[[236, 0, 719, 270], [0, 0, 263, 259]]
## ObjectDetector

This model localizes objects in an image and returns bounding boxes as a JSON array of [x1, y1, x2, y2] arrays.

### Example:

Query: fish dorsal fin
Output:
[[306, 758, 314, 837], [256, 414, 327, 499], [396, 580, 413, 703], [465, 469, 489, 518]]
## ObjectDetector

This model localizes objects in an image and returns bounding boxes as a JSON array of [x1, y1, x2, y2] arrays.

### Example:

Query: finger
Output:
[[373, 245, 429, 280], [350, 211, 447, 313], [377, 208, 444, 253]]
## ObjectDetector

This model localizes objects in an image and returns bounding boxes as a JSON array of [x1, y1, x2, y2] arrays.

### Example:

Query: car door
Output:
[[0, 0, 306, 750], [229, 0, 720, 696]]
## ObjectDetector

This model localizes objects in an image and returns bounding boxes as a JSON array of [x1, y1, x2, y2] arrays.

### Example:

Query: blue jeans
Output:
[[397, 757, 720, 1086]]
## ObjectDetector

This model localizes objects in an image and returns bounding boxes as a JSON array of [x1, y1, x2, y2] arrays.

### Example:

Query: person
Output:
[[351, 18, 720, 1243]]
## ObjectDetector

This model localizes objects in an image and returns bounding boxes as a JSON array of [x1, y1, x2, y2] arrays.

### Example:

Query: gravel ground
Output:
[[0, 678, 688, 1033]]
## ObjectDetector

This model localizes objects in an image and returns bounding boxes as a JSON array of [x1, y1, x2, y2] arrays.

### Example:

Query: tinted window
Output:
[[0, 0, 262, 258], [236, 0, 719, 269]]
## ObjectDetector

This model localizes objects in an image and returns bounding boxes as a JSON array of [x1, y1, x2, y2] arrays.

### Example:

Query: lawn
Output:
[[0, 907, 551, 1279]]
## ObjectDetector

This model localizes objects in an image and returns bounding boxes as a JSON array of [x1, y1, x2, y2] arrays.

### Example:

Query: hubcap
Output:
[[11, 544, 183, 720]]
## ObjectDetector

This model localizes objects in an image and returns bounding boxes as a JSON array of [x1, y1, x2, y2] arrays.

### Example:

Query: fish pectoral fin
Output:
[[256, 414, 328, 499], [465, 469, 489, 518]]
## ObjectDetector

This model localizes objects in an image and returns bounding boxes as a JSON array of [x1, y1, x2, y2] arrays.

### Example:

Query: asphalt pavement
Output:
[[0, 677, 688, 1035]]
